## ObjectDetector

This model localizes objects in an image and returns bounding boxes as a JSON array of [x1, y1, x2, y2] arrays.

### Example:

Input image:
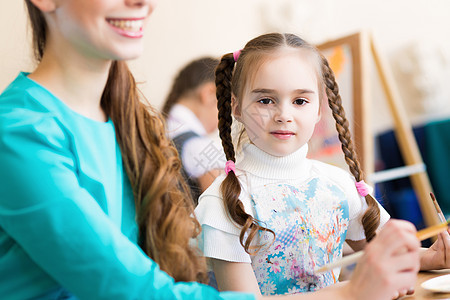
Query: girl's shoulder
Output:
[[197, 173, 227, 202], [309, 159, 356, 186], [198, 169, 250, 202], [308, 159, 367, 207], [195, 172, 252, 235]]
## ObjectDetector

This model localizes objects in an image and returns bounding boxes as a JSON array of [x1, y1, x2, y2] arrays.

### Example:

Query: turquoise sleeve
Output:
[[0, 110, 254, 300]]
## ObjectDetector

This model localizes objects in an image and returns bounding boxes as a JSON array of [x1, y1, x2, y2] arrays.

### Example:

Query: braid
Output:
[[321, 56, 380, 242], [215, 54, 274, 252], [215, 54, 236, 161]]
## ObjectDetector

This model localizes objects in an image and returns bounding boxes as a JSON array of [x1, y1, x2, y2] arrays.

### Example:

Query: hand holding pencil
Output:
[[343, 219, 420, 300], [315, 219, 450, 273], [316, 192, 450, 274], [419, 193, 450, 271]]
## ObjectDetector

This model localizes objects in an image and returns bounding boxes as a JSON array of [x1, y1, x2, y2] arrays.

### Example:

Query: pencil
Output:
[[314, 220, 450, 273], [430, 192, 447, 223]]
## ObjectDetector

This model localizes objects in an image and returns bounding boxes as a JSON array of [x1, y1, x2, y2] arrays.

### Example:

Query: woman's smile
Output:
[[106, 17, 145, 38]]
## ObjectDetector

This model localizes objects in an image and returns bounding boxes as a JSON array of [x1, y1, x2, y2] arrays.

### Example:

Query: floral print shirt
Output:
[[250, 178, 349, 295]]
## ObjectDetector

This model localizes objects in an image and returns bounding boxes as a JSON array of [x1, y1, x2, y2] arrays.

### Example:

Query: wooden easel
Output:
[[317, 32, 440, 228]]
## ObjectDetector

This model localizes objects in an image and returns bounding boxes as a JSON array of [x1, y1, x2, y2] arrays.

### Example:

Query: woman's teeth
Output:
[[107, 19, 143, 32]]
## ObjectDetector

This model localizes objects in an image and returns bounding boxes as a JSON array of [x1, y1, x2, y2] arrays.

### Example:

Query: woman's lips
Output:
[[106, 18, 145, 38]]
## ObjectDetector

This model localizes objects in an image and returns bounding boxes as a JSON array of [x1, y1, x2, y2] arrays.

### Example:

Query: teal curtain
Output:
[[425, 119, 450, 216]]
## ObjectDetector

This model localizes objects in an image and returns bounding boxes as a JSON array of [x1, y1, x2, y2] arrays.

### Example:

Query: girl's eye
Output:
[[257, 98, 273, 105], [294, 98, 308, 105]]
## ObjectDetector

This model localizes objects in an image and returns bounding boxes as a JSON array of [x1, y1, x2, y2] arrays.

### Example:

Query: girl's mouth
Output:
[[270, 130, 295, 140]]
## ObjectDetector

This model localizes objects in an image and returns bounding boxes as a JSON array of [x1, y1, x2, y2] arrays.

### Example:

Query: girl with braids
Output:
[[195, 32, 450, 297], [0, 2, 431, 299], [162, 57, 224, 204]]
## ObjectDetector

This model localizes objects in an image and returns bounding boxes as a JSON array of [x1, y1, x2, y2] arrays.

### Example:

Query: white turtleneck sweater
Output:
[[195, 143, 389, 295]]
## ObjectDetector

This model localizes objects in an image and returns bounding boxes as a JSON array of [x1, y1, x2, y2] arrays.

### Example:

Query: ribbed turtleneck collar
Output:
[[236, 143, 311, 180]]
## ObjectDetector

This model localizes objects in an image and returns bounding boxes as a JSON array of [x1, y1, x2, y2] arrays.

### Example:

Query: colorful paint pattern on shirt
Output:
[[250, 177, 349, 295]]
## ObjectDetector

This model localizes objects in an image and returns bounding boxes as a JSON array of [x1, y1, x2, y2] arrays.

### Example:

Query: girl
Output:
[[0, 1, 420, 299], [162, 57, 224, 204], [194, 32, 450, 296]]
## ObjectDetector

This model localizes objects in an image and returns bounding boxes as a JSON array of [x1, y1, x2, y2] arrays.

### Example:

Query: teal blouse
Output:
[[0, 73, 253, 300]]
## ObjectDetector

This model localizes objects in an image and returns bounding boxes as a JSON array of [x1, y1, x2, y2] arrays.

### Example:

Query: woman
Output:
[[0, 0, 419, 299]]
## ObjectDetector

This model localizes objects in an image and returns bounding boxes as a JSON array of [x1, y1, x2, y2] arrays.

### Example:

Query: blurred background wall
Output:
[[2, 0, 450, 131]]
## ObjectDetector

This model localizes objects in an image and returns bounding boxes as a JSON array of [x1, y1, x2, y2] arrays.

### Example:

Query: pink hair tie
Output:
[[233, 50, 242, 62], [225, 160, 236, 175], [355, 180, 371, 197]]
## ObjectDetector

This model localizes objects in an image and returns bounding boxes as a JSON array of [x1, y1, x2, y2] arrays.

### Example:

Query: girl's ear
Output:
[[29, 0, 57, 12], [231, 95, 241, 121], [316, 88, 326, 124], [316, 102, 322, 124]]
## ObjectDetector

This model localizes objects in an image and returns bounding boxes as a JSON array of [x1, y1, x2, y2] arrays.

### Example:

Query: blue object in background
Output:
[[375, 126, 431, 246]]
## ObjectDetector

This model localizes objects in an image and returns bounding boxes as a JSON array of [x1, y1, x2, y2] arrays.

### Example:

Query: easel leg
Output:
[[370, 33, 440, 228]]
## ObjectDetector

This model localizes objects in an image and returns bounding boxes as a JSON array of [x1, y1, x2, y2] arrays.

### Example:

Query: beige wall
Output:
[[2, 0, 450, 131]]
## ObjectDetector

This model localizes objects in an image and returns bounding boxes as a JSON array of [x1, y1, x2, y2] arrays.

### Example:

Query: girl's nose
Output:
[[274, 105, 293, 123]]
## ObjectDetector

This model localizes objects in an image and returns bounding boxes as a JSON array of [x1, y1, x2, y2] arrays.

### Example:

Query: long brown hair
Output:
[[215, 33, 380, 253], [162, 57, 219, 117], [25, 1, 207, 282]]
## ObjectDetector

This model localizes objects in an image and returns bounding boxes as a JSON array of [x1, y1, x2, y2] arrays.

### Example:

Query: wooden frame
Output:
[[310, 32, 440, 228], [309, 32, 373, 176], [370, 33, 439, 228]]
